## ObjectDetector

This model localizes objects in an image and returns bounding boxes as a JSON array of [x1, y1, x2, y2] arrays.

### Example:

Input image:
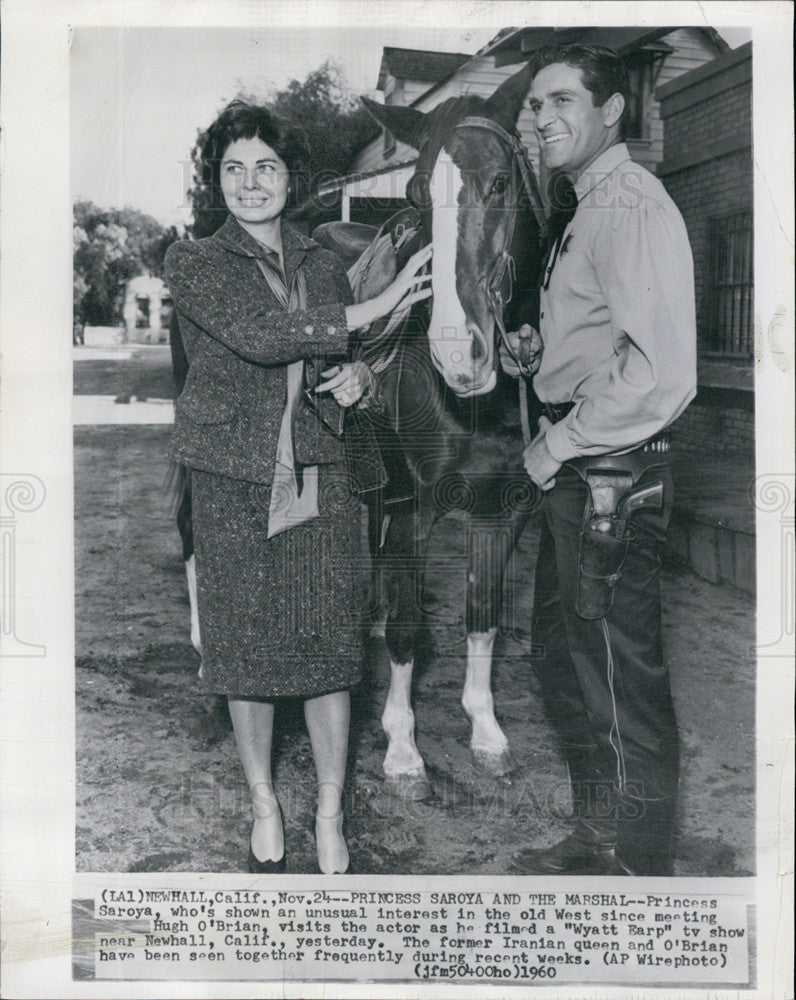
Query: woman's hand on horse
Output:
[[499, 324, 543, 378], [387, 243, 434, 313], [315, 361, 375, 408], [345, 244, 432, 331]]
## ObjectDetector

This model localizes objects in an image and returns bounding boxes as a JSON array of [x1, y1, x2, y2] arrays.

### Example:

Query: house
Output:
[[321, 26, 729, 222], [657, 42, 754, 458], [79, 275, 173, 346], [122, 274, 174, 344], [377, 46, 471, 113]]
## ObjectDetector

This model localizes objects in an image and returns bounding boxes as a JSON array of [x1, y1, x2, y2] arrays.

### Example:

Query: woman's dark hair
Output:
[[199, 100, 311, 215], [528, 43, 630, 131]]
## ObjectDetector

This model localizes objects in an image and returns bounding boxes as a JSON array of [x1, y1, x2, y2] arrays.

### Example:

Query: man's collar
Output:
[[213, 214, 319, 263], [573, 142, 630, 202]]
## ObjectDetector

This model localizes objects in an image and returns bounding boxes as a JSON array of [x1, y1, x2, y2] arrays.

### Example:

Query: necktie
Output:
[[541, 174, 578, 290]]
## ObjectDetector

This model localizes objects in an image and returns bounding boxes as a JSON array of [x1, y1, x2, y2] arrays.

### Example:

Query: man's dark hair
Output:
[[528, 43, 630, 128], [200, 100, 311, 212]]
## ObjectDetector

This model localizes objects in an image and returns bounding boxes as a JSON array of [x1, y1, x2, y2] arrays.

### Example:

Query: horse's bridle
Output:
[[451, 116, 547, 376]]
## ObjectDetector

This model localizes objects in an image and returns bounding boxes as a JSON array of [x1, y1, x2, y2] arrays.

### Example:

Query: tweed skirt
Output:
[[191, 467, 364, 698]]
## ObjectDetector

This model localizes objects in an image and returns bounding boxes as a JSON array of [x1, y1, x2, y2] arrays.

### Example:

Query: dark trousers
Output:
[[531, 464, 680, 875]]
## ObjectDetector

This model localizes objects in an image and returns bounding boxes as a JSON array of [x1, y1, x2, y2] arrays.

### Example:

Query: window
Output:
[[704, 211, 753, 357], [624, 52, 655, 140], [135, 295, 151, 329], [159, 296, 173, 329]]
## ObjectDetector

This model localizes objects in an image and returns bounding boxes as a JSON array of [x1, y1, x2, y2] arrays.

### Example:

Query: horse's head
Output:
[[362, 61, 541, 397]]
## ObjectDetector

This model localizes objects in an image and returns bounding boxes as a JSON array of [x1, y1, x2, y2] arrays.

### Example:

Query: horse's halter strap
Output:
[[452, 116, 546, 374]]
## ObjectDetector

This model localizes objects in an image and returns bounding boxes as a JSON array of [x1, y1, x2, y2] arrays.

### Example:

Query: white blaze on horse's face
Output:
[[427, 150, 497, 397]]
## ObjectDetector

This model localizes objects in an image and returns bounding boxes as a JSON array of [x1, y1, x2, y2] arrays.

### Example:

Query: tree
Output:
[[271, 60, 377, 185], [72, 201, 178, 329], [186, 60, 378, 238]]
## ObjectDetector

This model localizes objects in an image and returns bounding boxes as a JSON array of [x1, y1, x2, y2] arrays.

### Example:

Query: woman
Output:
[[164, 101, 431, 874]]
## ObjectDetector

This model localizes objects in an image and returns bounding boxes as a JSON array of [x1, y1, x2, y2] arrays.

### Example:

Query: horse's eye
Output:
[[490, 175, 509, 198], [406, 173, 431, 210]]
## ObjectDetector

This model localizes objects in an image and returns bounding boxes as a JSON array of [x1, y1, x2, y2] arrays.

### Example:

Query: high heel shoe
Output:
[[315, 811, 350, 875], [247, 843, 286, 875], [316, 858, 352, 875], [247, 803, 285, 874]]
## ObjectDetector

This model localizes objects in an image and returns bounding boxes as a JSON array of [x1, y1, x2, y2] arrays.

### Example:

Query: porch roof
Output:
[[317, 158, 418, 200]]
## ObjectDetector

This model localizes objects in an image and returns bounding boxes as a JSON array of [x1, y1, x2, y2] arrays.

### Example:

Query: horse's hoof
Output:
[[383, 773, 433, 801], [472, 748, 514, 777]]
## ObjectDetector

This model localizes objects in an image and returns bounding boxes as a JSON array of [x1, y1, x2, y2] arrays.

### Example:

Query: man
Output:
[[503, 44, 696, 876]]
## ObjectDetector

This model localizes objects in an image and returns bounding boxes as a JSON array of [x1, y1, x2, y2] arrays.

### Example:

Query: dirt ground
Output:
[[74, 349, 755, 876]]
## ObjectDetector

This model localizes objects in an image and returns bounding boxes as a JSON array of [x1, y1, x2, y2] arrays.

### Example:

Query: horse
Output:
[[316, 60, 547, 798]]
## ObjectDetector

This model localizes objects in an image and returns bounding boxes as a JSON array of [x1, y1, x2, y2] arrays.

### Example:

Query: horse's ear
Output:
[[483, 60, 534, 130], [360, 96, 428, 150]]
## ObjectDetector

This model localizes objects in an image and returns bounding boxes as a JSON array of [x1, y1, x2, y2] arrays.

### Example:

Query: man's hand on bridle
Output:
[[499, 323, 543, 378]]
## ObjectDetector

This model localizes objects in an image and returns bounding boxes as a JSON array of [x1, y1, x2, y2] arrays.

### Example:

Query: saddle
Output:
[[312, 208, 424, 507], [314, 208, 425, 359], [346, 207, 424, 299], [312, 221, 379, 269]]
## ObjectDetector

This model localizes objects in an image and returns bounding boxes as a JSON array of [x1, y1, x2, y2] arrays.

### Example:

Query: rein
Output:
[[453, 116, 546, 446]]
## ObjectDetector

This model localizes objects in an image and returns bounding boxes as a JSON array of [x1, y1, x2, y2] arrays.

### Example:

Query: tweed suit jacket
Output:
[[164, 215, 354, 485]]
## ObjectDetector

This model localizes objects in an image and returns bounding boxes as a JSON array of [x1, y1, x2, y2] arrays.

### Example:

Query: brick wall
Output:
[[663, 150, 751, 330], [657, 43, 754, 457], [672, 400, 755, 456], [663, 82, 752, 165]]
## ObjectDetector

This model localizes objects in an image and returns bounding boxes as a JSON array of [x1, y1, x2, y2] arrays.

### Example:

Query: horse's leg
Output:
[[380, 504, 433, 800], [463, 628, 511, 774], [382, 659, 429, 798], [462, 510, 530, 775]]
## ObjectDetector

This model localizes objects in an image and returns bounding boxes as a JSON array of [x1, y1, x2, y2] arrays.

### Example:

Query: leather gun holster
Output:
[[565, 449, 670, 620]]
